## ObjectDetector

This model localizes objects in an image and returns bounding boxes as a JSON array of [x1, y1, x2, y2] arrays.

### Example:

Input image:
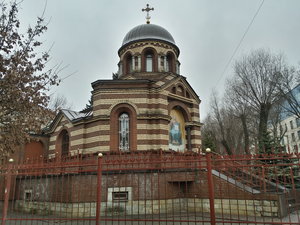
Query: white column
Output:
[[132, 56, 135, 71], [158, 56, 161, 72], [157, 55, 164, 72], [138, 55, 141, 72]]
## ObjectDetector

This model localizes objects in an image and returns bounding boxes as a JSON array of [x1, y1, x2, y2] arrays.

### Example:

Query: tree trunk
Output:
[[221, 139, 233, 155], [240, 114, 250, 155], [258, 103, 271, 153]]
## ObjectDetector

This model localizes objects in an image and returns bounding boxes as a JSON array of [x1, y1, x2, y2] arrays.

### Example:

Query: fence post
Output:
[[96, 153, 103, 225], [206, 148, 216, 225], [262, 166, 266, 192], [2, 158, 14, 225]]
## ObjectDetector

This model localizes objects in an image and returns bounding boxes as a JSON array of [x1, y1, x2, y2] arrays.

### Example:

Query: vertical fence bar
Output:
[[1, 159, 13, 225], [262, 166, 266, 193], [289, 166, 295, 190], [205, 149, 216, 225], [96, 153, 103, 225]]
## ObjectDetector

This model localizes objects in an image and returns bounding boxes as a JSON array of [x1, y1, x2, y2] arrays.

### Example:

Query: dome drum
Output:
[[118, 47, 180, 77], [117, 23, 180, 78]]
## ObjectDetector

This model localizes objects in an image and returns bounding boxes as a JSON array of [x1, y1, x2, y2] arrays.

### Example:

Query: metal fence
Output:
[[1, 151, 300, 225]]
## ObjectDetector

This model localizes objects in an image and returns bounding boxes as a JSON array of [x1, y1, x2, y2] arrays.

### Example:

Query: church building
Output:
[[7, 7, 291, 220], [25, 5, 201, 161]]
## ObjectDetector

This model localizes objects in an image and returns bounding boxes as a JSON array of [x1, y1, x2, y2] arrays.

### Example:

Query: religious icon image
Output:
[[169, 116, 182, 146], [169, 109, 186, 151]]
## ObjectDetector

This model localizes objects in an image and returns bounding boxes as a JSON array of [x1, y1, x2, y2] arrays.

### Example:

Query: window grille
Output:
[[160, 56, 164, 67], [119, 113, 129, 151], [127, 56, 132, 73], [112, 191, 129, 202], [146, 54, 153, 72], [61, 130, 69, 156], [134, 56, 138, 68]]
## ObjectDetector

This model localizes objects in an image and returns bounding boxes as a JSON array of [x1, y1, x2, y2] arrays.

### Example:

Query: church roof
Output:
[[119, 24, 179, 54], [122, 24, 176, 46], [61, 109, 92, 122], [43, 109, 93, 133]]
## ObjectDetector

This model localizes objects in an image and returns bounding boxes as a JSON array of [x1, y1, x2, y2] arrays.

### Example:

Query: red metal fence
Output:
[[1, 151, 300, 224]]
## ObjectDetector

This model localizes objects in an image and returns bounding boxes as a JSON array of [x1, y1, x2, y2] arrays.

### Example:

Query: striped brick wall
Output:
[[47, 75, 201, 155], [48, 118, 108, 156]]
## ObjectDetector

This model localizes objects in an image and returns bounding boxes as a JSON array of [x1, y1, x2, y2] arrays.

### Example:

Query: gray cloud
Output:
[[17, 0, 300, 119]]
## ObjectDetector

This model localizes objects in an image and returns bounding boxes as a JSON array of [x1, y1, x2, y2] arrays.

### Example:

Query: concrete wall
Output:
[[15, 198, 279, 218]]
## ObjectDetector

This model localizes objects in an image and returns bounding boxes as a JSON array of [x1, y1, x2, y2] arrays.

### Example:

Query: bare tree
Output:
[[210, 91, 232, 154], [277, 67, 300, 119], [231, 49, 290, 152], [207, 91, 247, 155], [268, 103, 287, 145], [225, 83, 253, 154], [48, 94, 72, 115], [0, 2, 60, 159], [201, 116, 218, 152]]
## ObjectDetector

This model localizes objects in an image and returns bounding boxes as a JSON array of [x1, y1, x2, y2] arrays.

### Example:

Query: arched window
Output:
[[177, 85, 185, 97], [146, 53, 153, 72], [134, 56, 138, 69], [119, 113, 129, 151], [110, 104, 137, 152], [166, 58, 169, 72], [125, 54, 133, 74], [186, 91, 190, 98], [61, 130, 69, 156], [141, 48, 157, 72], [166, 53, 175, 73], [172, 86, 176, 94]]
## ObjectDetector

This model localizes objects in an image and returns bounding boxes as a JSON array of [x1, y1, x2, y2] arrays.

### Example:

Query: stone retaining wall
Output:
[[15, 198, 279, 218], [187, 199, 279, 217]]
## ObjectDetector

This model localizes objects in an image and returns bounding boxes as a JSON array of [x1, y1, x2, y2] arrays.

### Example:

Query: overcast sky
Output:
[[15, 0, 300, 120]]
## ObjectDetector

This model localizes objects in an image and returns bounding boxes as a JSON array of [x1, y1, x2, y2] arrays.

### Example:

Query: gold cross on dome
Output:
[[142, 4, 154, 24]]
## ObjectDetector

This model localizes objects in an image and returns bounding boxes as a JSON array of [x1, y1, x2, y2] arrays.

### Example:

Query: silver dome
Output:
[[122, 24, 176, 47]]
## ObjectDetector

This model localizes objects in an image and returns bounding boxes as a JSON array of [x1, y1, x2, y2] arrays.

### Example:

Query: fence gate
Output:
[[1, 151, 300, 224]]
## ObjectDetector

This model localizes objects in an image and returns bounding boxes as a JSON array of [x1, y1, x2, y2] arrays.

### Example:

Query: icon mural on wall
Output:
[[169, 109, 186, 152]]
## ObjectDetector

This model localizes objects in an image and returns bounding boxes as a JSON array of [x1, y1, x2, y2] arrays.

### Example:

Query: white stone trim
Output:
[[107, 187, 132, 202]]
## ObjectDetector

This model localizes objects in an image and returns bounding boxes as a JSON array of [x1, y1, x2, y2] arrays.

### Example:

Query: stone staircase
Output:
[[211, 155, 300, 215]]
